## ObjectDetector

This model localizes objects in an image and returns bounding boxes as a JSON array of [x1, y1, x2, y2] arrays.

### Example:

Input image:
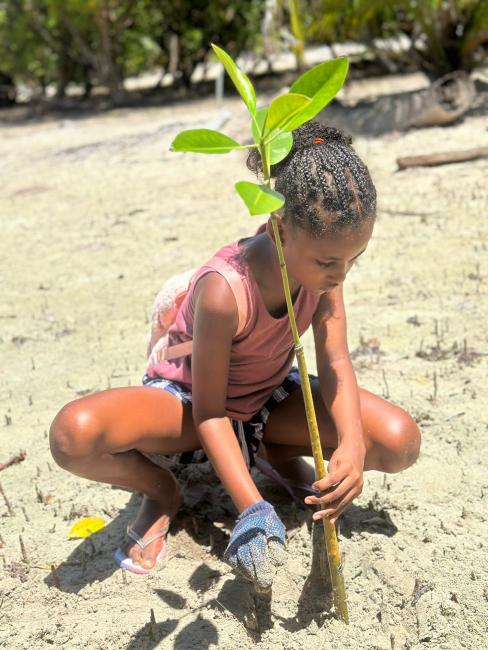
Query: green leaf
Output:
[[211, 43, 256, 114], [250, 108, 292, 167], [235, 181, 285, 216], [265, 93, 311, 136], [251, 107, 268, 143], [286, 58, 349, 130], [290, 58, 348, 97], [268, 132, 293, 165], [170, 129, 240, 154]]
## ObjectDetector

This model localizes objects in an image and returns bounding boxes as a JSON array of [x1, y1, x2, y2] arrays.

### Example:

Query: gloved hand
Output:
[[223, 500, 286, 591]]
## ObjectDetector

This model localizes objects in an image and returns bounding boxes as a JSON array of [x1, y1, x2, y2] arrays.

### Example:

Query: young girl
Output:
[[49, 121, 420, 590]]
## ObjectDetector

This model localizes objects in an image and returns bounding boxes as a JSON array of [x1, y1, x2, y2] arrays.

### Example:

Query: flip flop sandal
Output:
[[254, 457, 319, 503], [114, 523, 169, 575]]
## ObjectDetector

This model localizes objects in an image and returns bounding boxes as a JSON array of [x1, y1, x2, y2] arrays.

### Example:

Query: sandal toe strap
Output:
[[126, 524, 170, 550]]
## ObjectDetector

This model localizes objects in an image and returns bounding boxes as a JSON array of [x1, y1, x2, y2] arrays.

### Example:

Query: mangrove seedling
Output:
[[170, 43, 350, 623]]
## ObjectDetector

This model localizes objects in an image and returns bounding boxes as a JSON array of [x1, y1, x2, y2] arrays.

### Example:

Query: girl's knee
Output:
[[49, 401, 101, 468], [380, 411, 421, 473]]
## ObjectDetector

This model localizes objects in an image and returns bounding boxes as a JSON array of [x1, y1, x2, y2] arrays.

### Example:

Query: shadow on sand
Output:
[[43, 462, 400, 646]]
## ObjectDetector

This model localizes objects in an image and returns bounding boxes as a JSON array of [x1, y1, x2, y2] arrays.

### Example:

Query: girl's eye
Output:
[[317, 260, 335, 268]]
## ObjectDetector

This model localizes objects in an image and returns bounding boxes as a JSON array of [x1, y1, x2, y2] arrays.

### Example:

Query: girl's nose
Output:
[[332, 265, 347, 283]]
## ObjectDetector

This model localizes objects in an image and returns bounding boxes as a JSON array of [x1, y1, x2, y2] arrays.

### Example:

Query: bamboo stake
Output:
[[270, 216, 349, 623], [260, 144, 348, 623]]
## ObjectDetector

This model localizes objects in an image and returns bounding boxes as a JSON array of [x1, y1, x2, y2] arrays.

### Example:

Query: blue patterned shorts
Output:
[[141, 367, 302, 469]]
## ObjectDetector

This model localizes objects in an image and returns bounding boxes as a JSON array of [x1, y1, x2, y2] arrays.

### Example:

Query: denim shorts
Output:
[[141, 367, 302, 469]]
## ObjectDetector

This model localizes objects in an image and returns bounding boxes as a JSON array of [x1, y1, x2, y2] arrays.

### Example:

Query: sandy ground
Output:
[[1, 77, 487, 649]]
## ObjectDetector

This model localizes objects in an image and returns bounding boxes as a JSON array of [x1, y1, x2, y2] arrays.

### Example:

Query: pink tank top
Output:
[[147, 225, 321, 420]]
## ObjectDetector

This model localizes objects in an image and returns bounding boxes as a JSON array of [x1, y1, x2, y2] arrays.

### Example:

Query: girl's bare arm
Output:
[[312, 284, 365, 450], [309, 284, 365, 521], [191, 273, 262, 512]]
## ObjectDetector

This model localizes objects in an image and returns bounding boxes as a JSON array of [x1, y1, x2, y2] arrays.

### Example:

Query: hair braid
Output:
[[246, 120, 376, 237]]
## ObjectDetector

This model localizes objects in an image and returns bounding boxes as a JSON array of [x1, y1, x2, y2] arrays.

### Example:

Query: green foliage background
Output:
[[0, 0, 486, 102], [304, 0, 488, 77], [0, 0, 266, 100]]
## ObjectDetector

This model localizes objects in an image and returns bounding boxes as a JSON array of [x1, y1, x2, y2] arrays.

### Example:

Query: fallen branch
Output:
[[0, 450, 26, 472], [397, 146, 488, 170]]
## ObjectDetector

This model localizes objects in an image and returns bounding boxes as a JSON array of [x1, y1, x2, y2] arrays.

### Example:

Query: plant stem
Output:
[[234, 144, 260, 151], [260, 141, 349, 623]]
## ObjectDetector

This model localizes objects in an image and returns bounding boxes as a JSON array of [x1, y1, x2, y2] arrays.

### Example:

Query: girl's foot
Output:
[[255, 456, 319, 502], [122, 487, 183, 571]]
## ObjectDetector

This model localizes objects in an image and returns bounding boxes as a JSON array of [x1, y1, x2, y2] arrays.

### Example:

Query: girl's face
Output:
[[277, 216, 374, 295]]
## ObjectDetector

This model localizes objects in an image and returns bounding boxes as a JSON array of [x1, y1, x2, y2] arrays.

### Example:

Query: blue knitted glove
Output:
[[223, 500, 286, 591]]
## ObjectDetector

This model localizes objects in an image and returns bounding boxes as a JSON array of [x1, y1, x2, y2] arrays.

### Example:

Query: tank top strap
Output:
[[203, 256, 249, 338]]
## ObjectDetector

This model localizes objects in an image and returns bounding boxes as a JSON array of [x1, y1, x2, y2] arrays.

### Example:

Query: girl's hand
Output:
[[224, 500, 286, 591], [304, 441, 365, 524]]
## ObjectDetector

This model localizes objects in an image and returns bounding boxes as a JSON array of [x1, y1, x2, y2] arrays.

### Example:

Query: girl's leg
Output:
[[262, 379, 421, 486], [49, 386, 200, 570]]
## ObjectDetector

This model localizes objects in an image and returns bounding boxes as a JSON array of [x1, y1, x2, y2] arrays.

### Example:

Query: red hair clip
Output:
[[314, 137, 325, 145]]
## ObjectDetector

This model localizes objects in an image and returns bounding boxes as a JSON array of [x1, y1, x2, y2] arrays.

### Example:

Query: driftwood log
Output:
[[408, 71, 475, 128], [319, 70, 475, 136], [397, 146, 488, 170]]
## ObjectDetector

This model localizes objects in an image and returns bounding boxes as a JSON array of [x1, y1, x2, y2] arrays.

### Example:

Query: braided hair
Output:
[[247, 120, 376, 237]]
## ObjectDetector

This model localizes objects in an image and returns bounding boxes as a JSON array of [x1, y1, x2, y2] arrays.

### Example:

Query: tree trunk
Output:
[[168, 33, 179, 79], [95, 1, 125, 105], [55, 28, 72, 100], [82, 64, 93, 101]]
